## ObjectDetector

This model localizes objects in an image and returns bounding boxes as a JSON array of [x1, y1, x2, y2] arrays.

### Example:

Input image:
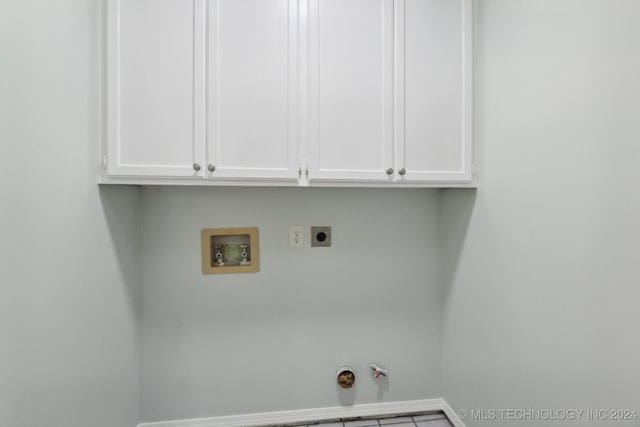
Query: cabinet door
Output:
[[396, 0, 473, 183], [206, 0, 298, 181], [308, 0, 394, 182], [106, 0, 206, 177]]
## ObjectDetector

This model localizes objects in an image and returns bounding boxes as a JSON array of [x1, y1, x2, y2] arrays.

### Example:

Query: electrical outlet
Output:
[[289, 225, 304, 248], [311, 226, 331, 247]]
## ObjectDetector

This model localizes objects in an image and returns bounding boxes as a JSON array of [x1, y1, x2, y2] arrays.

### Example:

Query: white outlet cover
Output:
[[289, 226, 304, 248]]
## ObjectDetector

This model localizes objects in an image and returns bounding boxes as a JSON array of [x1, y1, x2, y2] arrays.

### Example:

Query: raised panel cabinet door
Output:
[[106, 0, 206, 177], [308, 0, 394, 182], [206, 0, 298, 181], [396, 0, 473, 183]]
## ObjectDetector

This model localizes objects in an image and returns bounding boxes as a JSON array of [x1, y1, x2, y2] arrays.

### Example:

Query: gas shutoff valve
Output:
[[370, 363, 388, 378]]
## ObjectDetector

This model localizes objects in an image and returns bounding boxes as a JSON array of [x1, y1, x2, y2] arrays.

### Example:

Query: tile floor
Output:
[[288, 412, 453, 427]]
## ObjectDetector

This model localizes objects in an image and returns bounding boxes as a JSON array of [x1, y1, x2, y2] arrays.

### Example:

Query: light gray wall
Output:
[[0, 1, 140, 426], [139, 187, 442, 422], [442, 1, 640, 425]]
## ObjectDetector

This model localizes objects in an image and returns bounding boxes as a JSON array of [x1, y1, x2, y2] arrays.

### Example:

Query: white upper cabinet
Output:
[[106, 0, 298, 181], [107, 0, 204, 177], [307, 0, 473, 184], [102, 0, 474, 187], [307, 0, 394, 182], [396, 0, 473, 183], [207, 0, 299, 181]]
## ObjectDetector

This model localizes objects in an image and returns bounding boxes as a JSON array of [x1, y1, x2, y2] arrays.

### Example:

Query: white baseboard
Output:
[[440, 399, 466, 427], [138, 398, 466, 427]]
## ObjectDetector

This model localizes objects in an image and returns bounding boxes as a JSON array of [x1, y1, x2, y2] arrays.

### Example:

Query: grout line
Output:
[[298, 411, 451, 427]]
